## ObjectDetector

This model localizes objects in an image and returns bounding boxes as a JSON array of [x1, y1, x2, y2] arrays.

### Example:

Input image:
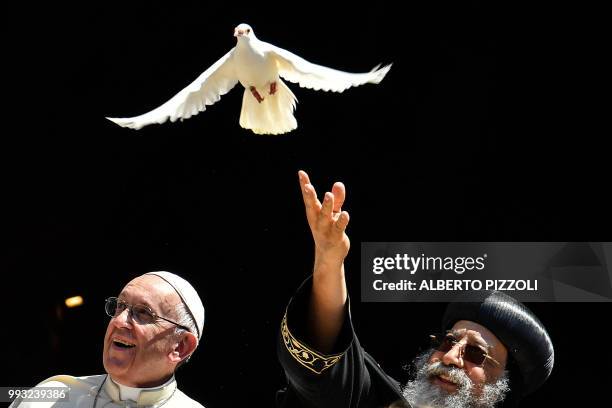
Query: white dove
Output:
[[106, 23, 391, 135]]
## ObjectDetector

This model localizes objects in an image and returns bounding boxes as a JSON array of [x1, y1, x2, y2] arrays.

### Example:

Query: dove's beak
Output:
[[234, 29, 243, 37]]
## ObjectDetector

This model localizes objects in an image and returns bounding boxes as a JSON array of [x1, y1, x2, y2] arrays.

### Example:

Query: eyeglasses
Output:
[[105, 297, 191, 332], [429, 333, 499, 366]]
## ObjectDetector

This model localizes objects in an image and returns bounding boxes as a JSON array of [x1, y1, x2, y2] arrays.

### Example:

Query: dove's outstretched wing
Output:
[[107, 49, 238, 130], [263, 43, 391, 93]]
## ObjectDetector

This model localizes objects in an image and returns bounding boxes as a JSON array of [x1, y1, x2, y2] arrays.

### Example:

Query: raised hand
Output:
[[298, 170, 350, 353], [298, 170, 350, 266]]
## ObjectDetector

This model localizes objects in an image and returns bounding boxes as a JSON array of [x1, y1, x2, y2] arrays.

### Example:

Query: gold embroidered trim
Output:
[[281, 312, 344, 375]]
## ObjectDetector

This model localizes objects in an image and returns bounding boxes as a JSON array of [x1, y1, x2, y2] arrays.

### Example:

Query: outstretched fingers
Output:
[[299, 170, 321, 225], [334, 211, 350, 235], [331, 182, 345, 214], [320, 192, 334, 221], [298, 170, 349, 235]]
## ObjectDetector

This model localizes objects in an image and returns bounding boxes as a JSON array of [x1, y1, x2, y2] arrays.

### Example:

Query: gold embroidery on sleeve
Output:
[[281, 312, 344, 375]]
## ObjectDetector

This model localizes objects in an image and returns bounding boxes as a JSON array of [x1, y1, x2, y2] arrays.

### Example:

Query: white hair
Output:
[[173, 301, 199, 366], [174, 301, 198, 336]]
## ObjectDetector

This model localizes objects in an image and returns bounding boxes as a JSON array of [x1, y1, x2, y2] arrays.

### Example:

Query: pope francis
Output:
[[11, 271, 207, 407]]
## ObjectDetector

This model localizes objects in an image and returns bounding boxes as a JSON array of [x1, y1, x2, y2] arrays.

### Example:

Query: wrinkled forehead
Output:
[[450, 320, 503, 350], [119, 275, 181, 313]]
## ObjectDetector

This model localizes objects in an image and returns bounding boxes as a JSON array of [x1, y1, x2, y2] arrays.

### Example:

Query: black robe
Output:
[[276, 277, 411, 408]]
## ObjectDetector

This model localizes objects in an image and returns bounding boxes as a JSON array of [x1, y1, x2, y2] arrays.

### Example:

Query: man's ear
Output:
[[169, 332, 198, 363]]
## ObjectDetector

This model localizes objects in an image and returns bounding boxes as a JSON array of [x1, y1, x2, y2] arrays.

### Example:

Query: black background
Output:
[[3, 1, 610, 407]]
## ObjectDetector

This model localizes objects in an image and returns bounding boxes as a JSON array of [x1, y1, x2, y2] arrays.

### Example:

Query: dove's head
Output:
[[234, 23, 255, 40]]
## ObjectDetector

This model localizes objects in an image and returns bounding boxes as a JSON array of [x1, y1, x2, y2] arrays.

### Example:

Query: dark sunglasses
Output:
[[105, 297, 191, 332], [430, 333, 499, 366]]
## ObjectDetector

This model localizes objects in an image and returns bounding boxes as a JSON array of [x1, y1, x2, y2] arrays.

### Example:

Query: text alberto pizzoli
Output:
[[371, 254, 538, 292]]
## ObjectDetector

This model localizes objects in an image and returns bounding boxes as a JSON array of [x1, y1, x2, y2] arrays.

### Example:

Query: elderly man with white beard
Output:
[[276, 171, 554, 408], [402, 287, 555, 408]]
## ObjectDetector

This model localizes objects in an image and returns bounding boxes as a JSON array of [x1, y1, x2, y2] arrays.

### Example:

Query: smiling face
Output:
[[403, 320, 511, 407], [102, 275, 185, 387], [428, 320, 508, 395]]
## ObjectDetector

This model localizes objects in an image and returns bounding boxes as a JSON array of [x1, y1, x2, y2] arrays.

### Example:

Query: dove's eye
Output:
[[246, 29, 251, 34]]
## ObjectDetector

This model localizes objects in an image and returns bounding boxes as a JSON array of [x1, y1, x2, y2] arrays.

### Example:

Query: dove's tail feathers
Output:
[[239, 79, 297, 135], [369, 63, 392, 84]]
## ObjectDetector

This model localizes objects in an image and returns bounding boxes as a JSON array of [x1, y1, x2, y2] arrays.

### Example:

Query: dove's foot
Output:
[[250, 86, 264, 103], [269, 81, 277, 95]]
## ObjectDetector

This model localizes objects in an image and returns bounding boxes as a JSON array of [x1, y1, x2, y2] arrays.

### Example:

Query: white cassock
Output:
[[10, 374, 205, 407]]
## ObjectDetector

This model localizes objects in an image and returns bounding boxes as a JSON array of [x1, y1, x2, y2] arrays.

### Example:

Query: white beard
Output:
[[402, 350, 510, 408]]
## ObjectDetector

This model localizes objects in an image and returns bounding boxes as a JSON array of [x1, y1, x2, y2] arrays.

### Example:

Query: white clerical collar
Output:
[[107, 375, 176, 403]]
